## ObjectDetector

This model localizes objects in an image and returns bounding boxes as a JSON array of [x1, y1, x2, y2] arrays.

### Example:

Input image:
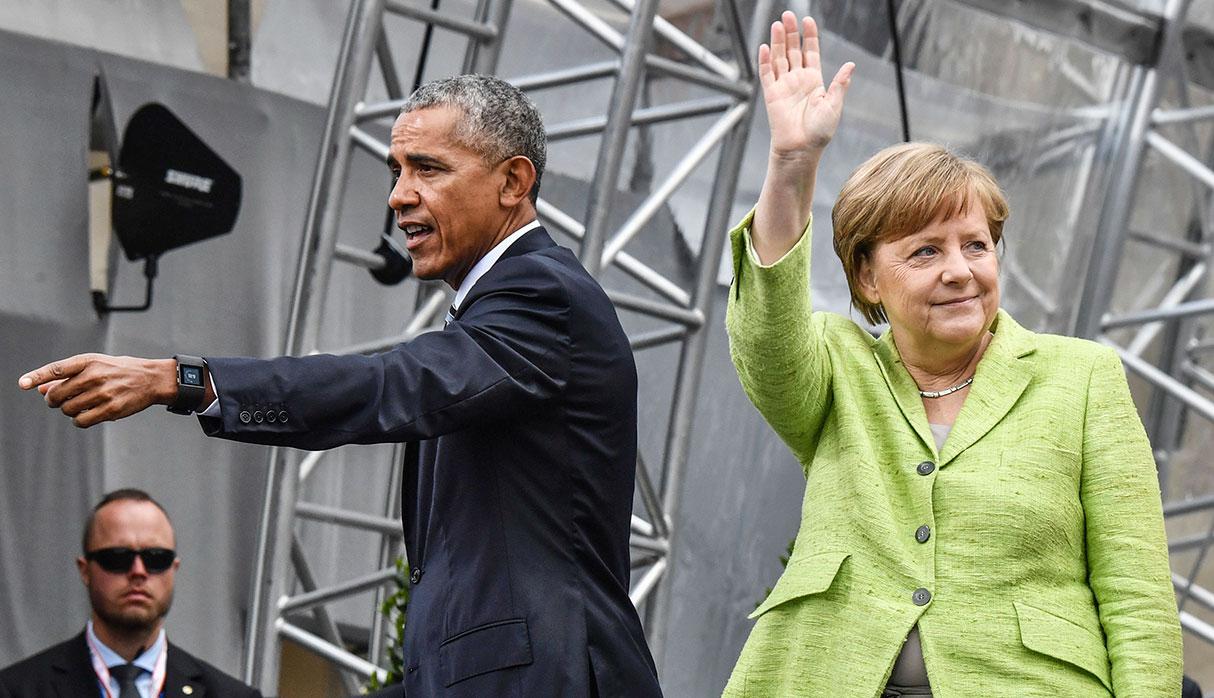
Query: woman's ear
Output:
[[857, 254, 880, 304], [499, 156, 537, 207]]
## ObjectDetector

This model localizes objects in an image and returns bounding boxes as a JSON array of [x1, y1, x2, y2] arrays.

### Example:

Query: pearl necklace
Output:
[[918, 376, 973, 399]]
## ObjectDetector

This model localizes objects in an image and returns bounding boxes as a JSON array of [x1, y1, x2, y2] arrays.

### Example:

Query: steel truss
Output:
[[240, 0, 767, 691], [1065, 0, 1214, 653]]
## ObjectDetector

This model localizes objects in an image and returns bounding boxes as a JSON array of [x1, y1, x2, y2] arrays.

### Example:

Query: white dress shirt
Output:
[[87, 620, 165, 698]]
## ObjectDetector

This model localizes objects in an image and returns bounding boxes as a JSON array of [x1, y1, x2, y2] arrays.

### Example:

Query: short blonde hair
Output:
[[831, 143, 1009, 325]]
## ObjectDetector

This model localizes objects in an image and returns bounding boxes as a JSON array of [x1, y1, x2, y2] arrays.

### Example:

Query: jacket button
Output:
[[239, 410, 252, 424], [915, 525, 931, 543], [410, 568, 422, 585], [912, 588, 932, 606], [253, 410, 264, 423], [278, 410, 289, 424], [916, 461, 935, 476]]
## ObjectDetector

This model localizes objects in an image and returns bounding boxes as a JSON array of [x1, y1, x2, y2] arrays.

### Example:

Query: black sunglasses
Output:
[[85, 547, 176, 574]]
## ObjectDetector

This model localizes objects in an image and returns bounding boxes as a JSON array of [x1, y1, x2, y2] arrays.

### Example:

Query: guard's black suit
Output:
[[200, 228, 662, 697], [0, 632, 260, 698]]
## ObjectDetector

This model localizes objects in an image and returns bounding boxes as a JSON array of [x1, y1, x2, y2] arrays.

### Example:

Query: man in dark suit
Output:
[[20, 75, 662, 696], [0, 488, 260, 698]]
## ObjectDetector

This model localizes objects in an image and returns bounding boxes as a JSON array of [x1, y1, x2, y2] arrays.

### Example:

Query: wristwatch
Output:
[[167, 354, 207, 415]]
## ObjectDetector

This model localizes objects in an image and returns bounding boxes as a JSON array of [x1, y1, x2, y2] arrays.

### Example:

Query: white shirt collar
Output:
[[86, 619, 166, 672], [451, 220, 541, 311]]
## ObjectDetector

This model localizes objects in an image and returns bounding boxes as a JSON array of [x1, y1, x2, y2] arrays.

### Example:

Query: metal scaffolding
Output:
[[240, 0, 765, 691], [1066, 0, 1214, 651], [235, 0, 1214, 690]]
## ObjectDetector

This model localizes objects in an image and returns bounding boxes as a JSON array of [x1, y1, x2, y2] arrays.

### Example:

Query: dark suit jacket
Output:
[[200, 228, 662, 697], [0, 631, 261, 698]]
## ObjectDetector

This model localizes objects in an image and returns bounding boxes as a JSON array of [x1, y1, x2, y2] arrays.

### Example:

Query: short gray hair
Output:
[[403, 74, 547, 203]]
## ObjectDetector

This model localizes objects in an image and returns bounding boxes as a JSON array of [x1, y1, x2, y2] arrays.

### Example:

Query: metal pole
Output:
[[1105, 339, 1214, 423], [277, 621, 387, 679], [1054, 62, 1134, 334], [289, 538, 362, 696], [1154, 104, 1214, 125], [647, 102, 758, 665], [1140, 42, 1211, 498], [369, 446, 406, 666], [279, 567, 399, 614], [547, 97, 735, 142], [513, 61, 620, 91], [536, 198, 693, 304], [1072, 67, 1160, 339], [243, 0, 387, 690], [601, 105, 750, 266], [465, 0, 514, 73], [578, 0, 662, 275], [227, 0, 252, 82], [1072, 0, 1190, 338], [1103, 293, 1214, 329]]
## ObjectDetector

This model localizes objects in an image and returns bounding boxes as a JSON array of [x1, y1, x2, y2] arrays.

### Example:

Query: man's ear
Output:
[[499, 156, 537, 207], [857, 254, 880, 304], [77, 556, 90, 588]]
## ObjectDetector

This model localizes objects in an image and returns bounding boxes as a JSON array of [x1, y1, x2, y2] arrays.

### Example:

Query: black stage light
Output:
[[95, 103, 242, 313]]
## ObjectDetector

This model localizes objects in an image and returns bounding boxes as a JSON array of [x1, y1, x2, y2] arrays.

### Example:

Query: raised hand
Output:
[[760, 12, 854, 159], [18, 353, 179, 428], [750, 11, 854, 263]]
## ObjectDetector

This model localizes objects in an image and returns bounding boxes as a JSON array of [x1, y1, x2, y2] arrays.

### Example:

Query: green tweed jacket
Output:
[[722, 212, 1182, 697]]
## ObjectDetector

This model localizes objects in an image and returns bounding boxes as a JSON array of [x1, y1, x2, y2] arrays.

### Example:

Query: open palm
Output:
[[760, 12, 853, 157]]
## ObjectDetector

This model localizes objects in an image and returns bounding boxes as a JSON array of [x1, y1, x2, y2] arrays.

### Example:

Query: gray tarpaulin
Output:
[[0, 29, 330, 678]]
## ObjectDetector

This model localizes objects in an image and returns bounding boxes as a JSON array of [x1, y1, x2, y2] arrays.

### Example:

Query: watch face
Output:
[[181, 365, 203, 387]]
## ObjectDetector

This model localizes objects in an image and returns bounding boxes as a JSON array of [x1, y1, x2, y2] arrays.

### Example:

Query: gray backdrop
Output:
[[0, 29, 326, 680]]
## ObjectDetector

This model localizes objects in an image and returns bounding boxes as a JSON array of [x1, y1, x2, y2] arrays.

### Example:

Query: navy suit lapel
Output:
[[450, 227, 556, 324], [165, 644, 207, 697], [498, 227, 556, 261], [50, 634, 102, 698]]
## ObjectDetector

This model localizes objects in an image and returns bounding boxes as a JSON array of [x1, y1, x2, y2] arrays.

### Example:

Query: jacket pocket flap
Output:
[[749, 551, 849, 620], [439, 618, 534, 687], [1014, 600, 1111, 691]]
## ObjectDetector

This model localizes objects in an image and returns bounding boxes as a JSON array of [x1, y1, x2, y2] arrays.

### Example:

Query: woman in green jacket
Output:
[[723, 11, 1182, 697]]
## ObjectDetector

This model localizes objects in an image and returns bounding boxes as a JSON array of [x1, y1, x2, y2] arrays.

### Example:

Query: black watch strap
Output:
[[167, 355, 207, 415]]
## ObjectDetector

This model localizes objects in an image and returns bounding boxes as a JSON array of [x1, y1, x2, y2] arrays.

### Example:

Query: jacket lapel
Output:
[[497, 226, 556, 262], [51, 633, 103, 698], [872, 333, 938, 457], [870, 309, 1037, 465], [451, 226, 556, 323], [165, 643, 207, 697], [939, 310, 1036, 466]]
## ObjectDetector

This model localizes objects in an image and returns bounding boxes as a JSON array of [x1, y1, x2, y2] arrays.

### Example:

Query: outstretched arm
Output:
[[18, 354, 215, 427], [752, 12, 853, 264]]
